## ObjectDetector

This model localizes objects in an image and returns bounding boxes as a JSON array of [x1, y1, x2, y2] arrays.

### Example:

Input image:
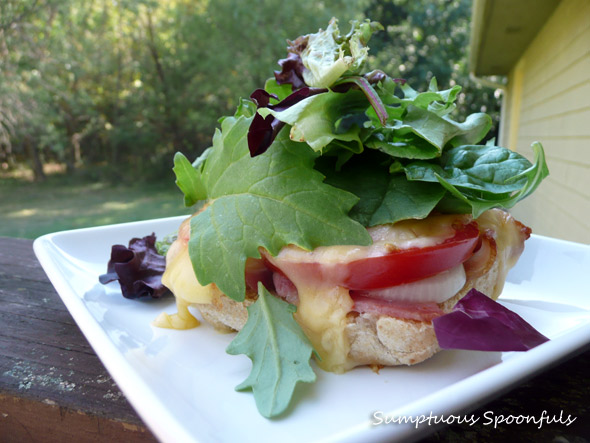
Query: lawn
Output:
[[0, 170, 193, 239]]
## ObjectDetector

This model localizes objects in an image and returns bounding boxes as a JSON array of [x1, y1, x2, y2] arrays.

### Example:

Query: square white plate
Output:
[[33, 216, 590, 443]]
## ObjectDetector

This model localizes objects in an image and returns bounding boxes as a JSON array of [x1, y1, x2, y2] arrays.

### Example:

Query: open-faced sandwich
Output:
[[102, 18, 549, 418]]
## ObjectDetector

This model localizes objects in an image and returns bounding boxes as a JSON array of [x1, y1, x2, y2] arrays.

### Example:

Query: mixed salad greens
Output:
[[103, 18, 549, 418]]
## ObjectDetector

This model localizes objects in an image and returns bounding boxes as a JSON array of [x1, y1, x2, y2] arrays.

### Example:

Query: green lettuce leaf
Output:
[[187, 114, 371, 302], [263, 78, 293, 102], [226, 283, 316, 418], [300, 18, 382, 88], [258, 89, 368, 153], [364, 76, 490, 158], [365, 131, 441, 160], [399, 77, 462, 117], [377, 76, 461, 116], [391, 106, 491, 153], [173, 152, 206, 207]]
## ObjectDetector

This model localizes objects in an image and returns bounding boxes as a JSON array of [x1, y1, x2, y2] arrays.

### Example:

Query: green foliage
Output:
[[406, 141, 549, 217], [248, 49, 547, 226], [0, 0, 501, 182], [297, 18, 382, 87], [259, 89, 369, 152], [318, 156, 446, 226], [172, 152, 206, 206], [365, 0, 502, 138], [0, 0, 364, 180]]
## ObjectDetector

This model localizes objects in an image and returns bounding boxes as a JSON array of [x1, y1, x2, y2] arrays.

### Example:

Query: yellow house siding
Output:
[[501, 0, 590, 244], [506, 58, 526, 152]]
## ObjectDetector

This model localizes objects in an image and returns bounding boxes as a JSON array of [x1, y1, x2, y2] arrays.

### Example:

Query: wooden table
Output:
[[1, 236, 589, 442]]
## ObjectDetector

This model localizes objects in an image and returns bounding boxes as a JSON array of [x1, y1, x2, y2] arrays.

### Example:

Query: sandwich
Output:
[[161, 208, 534, 371], [113, 19, 550, 418]]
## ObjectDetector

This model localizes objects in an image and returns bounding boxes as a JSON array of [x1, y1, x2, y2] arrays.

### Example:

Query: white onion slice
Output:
[[353, 264, 467, 304]]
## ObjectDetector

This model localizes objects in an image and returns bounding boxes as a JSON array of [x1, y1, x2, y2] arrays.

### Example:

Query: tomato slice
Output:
[[344, 221, 480, 290], [263, 219, 481, 292]]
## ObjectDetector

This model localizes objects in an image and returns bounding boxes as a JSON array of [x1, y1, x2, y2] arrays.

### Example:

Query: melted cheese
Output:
[[162, 245, 213, 305], [153, 296, 200, 329], [264, 214, 474, 373], [154, 230, 214, 330], [276, 214, 468, 264], [293, 283, 355, 373], [263, 251, 355, 372]]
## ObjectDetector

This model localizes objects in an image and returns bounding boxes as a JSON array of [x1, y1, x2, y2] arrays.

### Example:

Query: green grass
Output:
[[0, 173, 192, 239]]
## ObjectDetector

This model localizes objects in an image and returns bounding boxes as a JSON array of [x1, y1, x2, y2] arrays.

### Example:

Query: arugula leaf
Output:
[[226, 283, 316, 419], [188, 114, 371, 302]]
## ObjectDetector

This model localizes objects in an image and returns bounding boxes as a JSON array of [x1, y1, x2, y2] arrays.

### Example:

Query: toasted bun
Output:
[[192, 209, 530, 369], [344, 256, 502, 367]]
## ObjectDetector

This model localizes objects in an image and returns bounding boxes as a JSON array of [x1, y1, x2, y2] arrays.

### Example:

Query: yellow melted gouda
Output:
[[154, 233, 213, 330], [153, 296, 200, 329], [265, 251, 357, 373], [293, 283, 354, 373]]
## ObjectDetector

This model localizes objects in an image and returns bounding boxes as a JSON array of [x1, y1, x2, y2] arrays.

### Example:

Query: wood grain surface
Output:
[[0, 237, 156, 442]]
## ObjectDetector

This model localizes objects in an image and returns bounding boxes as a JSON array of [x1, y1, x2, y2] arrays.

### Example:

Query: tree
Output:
[[1, 0, 501, 182], [365, 0, 502, 139]]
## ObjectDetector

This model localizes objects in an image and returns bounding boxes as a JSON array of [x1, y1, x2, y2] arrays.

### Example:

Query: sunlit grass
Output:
[[0, 170, 193, 239]]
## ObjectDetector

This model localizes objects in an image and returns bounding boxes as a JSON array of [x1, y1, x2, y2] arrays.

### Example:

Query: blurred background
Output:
[[1, 0, 588, 242]]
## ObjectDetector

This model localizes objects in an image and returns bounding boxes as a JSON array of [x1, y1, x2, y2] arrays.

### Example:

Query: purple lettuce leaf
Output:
[[274, 52, 307, 91], [273, 35, 309, 91], [99, 233, 169, 299], [433, 289, 549, 351], [247, 87, 326, 157]]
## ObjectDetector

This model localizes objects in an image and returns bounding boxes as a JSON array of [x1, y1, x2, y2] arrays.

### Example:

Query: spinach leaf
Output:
[[406, 142, 549, 217]]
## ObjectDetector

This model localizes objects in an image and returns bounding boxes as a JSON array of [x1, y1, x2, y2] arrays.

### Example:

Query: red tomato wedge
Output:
[[262, 217, 481, 292], [344, 221, 480, 289]]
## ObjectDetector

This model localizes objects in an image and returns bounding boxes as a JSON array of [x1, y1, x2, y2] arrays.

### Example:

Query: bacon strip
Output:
[[350, 294, 445, 322]]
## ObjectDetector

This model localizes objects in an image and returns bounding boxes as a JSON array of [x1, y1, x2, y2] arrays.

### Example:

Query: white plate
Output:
[[33, 217, 590, 443]]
